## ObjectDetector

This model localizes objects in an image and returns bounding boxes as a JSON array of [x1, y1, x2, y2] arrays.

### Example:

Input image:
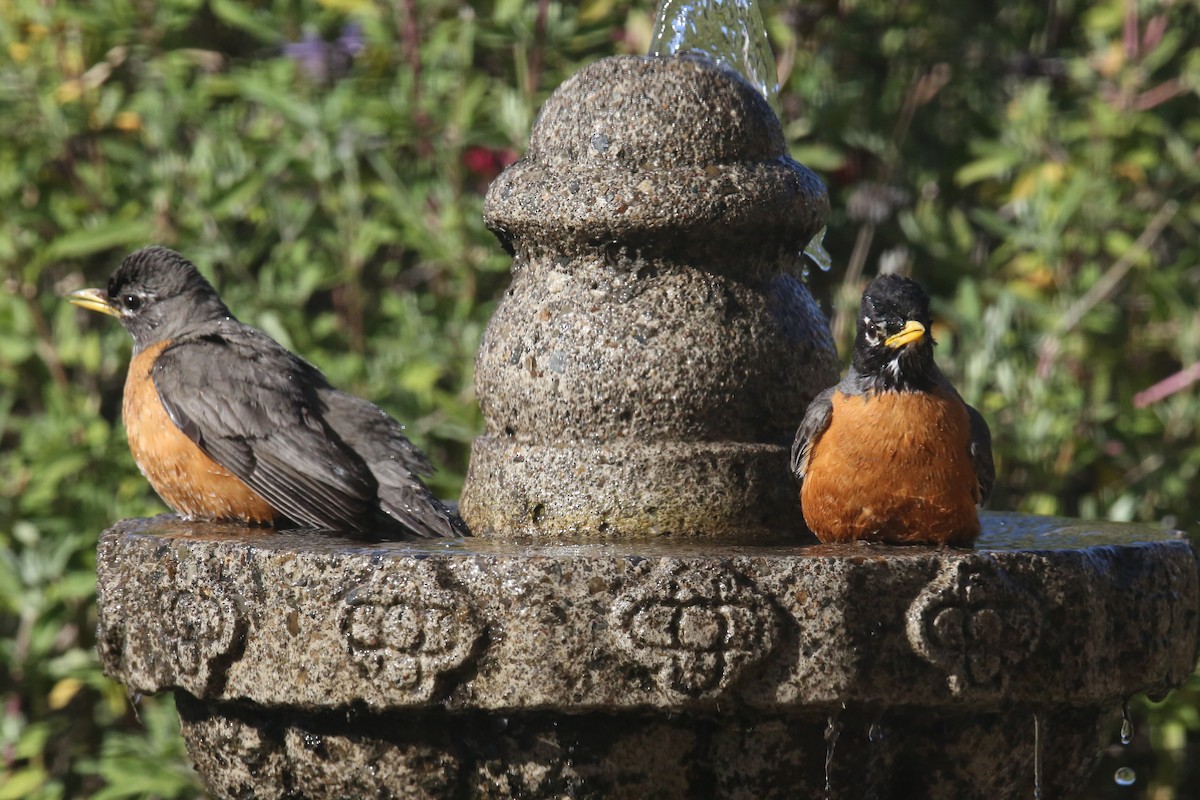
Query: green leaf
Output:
[[789, 143, 845, 172], [209, 0, 285, 44], [41, 220, 157, 262], [955, 155, 1017, 187], [0, 768, 48, 800]]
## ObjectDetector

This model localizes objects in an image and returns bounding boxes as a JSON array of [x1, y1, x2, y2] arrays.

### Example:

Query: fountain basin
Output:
[[95, 512, 1200, 798]]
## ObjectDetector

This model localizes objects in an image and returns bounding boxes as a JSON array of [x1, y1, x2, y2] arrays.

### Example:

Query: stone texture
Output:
[[95, 513, 1200, 799], [460, 55, 838, 537], [169, 700, 1114, 800]]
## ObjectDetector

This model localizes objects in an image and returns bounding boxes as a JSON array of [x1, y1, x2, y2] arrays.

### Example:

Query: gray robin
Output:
[[791, 274, 994, 545], [68, 246, 468, 539]]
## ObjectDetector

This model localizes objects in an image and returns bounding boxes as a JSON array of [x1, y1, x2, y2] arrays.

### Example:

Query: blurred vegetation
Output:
[[0, 0, 1196, 797]]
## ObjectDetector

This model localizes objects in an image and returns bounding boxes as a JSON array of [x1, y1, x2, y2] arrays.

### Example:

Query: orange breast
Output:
[[801, 386, 980, 545], [124, 341, 279, 524]]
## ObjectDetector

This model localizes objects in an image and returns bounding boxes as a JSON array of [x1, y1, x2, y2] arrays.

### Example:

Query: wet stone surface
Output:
[[95, 512, 1200, 799]]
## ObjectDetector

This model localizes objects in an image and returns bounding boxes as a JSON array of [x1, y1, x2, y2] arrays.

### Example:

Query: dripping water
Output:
[[1114, 766, 1137, 786], [824, 705, 844, 799], [128, 690, 143, 724], [1033, 712, 1043, 800], [1120, 701, 1134, 745], [803, 226, 834, 274], [1114, 700, 1136, 787]]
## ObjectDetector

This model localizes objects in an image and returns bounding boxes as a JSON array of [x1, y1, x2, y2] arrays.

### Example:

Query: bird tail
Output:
[[320, 389, 471, 538]]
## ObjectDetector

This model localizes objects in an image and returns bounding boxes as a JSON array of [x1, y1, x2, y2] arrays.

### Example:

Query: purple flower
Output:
[[337, 22, 364, 58], [284, 23, 363, 83]]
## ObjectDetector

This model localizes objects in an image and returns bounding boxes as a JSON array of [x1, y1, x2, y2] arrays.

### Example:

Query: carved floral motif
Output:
[[610, 563, 779, 697], [906, 559, 1042, 694], [339, 568, 481, 700]]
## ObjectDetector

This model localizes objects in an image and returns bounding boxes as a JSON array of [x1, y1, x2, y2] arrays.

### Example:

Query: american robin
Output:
[[68, 246, 468, 539], [791, 274, 994, 546]]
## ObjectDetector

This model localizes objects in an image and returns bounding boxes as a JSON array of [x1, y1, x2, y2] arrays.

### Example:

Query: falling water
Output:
[[649, 0, 779, 108], [824, 707, 844, 799], [649, 2, 834, 278], [1032, 713, 1044, 800], [1114, 701, 1136, 786]]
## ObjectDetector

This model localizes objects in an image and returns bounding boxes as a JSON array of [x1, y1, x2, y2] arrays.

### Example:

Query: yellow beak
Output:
[[67, 288, 122, 318], [884, 319, 926, 349]]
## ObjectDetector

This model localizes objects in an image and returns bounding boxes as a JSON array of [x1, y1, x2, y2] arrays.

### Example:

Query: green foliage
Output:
[[1, 1, 1197, 797]]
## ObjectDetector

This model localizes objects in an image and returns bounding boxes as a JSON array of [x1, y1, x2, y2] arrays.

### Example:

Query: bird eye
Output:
[[122, 294, 142, 311]]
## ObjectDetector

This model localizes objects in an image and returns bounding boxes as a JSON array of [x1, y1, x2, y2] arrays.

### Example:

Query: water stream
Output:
[[649, 0, 778, 107]]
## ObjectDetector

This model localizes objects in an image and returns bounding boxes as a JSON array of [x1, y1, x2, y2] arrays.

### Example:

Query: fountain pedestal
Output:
[[460, 55, 837, 538], [93, 55, 1200, 799]]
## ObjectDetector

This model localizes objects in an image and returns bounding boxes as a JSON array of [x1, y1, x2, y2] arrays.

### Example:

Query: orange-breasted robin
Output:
[[68, 246, 467, 539], [791, 274, 994, 546]]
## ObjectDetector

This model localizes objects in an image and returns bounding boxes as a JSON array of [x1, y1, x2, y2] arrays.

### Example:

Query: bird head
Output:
[[851, 274, 938, 391], [67, 247, 232, 349]]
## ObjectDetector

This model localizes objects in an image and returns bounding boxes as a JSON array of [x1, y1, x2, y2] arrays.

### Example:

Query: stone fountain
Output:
[[94, 45, 1199, 800]]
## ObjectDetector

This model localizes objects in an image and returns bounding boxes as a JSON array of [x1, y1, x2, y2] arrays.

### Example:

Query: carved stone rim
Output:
[[95, 513, 1200, 715]]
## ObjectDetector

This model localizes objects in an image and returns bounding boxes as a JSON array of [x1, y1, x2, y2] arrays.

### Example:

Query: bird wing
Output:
[[149, 326, 382, 531], [790, 385, 837, 485], [965, 402, 995, 505], [318, 388, 467, 538]]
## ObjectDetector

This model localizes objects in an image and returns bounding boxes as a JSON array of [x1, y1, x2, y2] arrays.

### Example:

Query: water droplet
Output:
[[1114, 766, 1137, 786], [802, 226, 834, 273], [649, 0, 779, 108], [1120, 703, 1134, 745]]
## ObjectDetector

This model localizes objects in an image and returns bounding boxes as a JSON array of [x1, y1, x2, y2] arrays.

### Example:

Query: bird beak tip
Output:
[[66, 288, 122, 318], [884, 320, 926, 349]]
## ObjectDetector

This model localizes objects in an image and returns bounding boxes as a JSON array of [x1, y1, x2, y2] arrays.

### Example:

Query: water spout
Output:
[[649, 2, 834, 280], [649, 0, 779, 108]]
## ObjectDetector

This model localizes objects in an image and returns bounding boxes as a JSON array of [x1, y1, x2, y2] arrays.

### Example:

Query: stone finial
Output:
[[460, 55, 839, 537]]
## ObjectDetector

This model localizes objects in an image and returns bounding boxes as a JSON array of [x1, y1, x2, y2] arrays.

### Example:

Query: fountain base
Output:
[[172, 696, 1114, 799]]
